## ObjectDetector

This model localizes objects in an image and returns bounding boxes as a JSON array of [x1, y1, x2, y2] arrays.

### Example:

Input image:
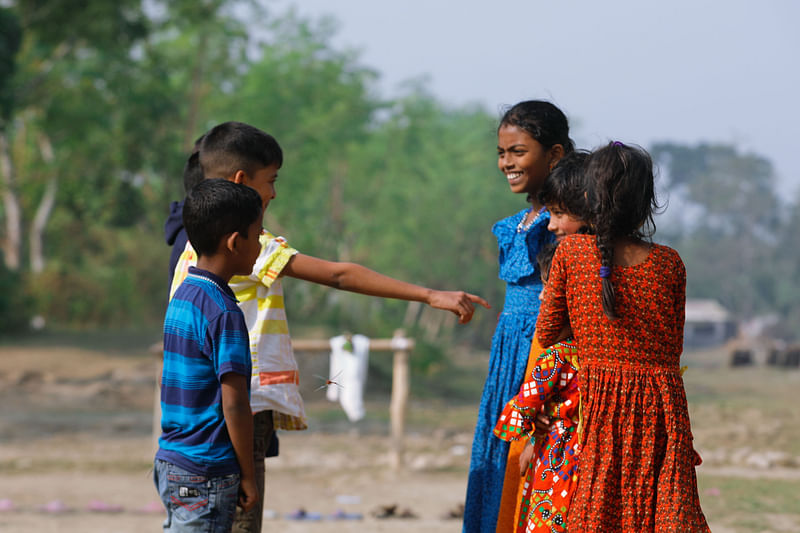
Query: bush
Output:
[[0, 263, 31, 334]]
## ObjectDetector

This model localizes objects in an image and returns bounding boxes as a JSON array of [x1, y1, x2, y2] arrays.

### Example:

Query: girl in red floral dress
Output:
[[535, 142, 709, 532]]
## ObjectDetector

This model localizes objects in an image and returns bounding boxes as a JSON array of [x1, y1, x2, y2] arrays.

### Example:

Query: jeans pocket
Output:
[[213, 473, 241, 532], [166, 467, 211, 524], [215, 473, 240, 491]]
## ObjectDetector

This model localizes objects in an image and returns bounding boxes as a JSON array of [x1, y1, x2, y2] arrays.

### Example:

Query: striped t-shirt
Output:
[[156, 266, 252, 475], [171, 230, 306, 431]]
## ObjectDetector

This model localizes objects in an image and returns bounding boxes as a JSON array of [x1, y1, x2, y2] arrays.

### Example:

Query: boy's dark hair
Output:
[[199, 121, 283, 180], [183, 179, 263, 257], [499, 100, 575, 154], [539, 150, 591, 221], [586, 142, 661, 319], [537, 242, 559, 282], [182, 134, 206, 194]]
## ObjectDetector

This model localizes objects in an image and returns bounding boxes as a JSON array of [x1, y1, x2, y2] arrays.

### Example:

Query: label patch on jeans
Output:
[[179, 486, 201, 498]]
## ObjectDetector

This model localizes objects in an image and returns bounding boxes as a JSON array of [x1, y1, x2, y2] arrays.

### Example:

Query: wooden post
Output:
[[154, 333, 415, 469], [389, 329, 411, 470], [293, 332, 415, 471]]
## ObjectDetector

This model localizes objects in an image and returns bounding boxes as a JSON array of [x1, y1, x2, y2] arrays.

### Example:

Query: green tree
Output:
[[652, 142, 783, 320], [0, 2, 529, 346], [343, 90, 511, 343], [771, 190, 800, 339], [1, 0, 148, 268], [0, 0, 262, 327], [207, 14, 512, 342], [0, 8, 21, 120]]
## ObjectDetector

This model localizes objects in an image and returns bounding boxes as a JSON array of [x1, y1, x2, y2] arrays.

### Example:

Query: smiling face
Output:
[[240, 163, 280, 210], [547, 204, 586, 241], [497, 125, 560, 200]]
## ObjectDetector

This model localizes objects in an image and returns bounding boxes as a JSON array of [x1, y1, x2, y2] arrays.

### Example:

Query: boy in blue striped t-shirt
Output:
[[155, 179, 264, 532]]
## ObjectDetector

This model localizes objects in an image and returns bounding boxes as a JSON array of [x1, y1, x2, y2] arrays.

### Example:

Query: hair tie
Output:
[[612, 141, 624, 147], [599, 266, 611, 279]]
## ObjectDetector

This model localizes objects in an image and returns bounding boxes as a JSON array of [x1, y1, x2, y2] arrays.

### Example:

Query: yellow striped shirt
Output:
[[170, 230, 307, 430]]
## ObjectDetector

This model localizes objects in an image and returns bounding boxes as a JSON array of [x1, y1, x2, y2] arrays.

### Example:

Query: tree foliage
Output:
[[0, 8, 21, 121], [653, 142, 795, 334], [0, 2, 795, 346]]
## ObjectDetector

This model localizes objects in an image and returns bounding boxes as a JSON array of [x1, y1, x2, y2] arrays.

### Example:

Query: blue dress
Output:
[[463, 207, 554, 532]]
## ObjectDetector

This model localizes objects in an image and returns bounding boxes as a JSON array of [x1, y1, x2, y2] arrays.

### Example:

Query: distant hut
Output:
[[684, 299, 737, 348]]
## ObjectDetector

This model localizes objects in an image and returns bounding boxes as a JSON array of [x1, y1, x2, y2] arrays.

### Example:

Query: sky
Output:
[[272, 0, 800, 198]]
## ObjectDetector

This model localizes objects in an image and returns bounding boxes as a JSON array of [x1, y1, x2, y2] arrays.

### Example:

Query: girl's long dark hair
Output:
[[499, 100, 575, 154], [499, 100, 575, 203], [586, 142, 660, 319], [538, 150, 591, 221]]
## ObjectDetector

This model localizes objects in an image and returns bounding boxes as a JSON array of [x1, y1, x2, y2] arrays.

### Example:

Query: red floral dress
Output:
[[536, 235, 709, 533], [494, 340, 581, 533]]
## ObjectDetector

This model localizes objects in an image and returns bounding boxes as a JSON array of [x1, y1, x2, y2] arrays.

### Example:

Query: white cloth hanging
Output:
[[327, 334, 369, 422]]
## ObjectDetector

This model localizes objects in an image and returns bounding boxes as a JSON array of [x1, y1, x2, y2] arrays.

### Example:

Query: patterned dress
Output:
[[494, 340, 581, 533], [536, 235, 709, 532], [463, 207, 554, 533]]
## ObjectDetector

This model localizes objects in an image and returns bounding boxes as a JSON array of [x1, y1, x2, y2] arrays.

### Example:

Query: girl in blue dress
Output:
[[463, 101, 574, 532]]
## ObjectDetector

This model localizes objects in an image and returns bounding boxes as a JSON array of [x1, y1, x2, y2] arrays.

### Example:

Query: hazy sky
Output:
[[273, 0, 799, 198]]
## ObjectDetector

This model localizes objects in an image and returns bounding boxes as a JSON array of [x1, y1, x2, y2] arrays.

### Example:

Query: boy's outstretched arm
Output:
[[282, 253, 490, 324], [221, 373, 258, 512]]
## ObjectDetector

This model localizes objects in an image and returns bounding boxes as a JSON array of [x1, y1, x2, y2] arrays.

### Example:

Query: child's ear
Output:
[[225, 232, 241, 253], [231, 170, 248, 185], [549, 144, 565, 169]]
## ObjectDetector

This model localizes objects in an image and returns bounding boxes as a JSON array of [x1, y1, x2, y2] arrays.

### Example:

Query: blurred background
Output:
[[0, 1, 798, 532]]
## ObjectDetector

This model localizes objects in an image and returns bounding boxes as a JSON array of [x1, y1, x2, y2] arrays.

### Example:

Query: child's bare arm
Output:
[[519, 440, 535, 477], [282, 253, 490, 324], [221, 373, 258, 512], [553, 325, 573, 344]]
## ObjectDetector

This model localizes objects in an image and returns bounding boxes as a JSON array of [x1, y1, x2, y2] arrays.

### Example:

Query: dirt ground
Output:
[[0, 344, 475, 533], [1, 342, 799, 532], [0, 432, 471, 533]]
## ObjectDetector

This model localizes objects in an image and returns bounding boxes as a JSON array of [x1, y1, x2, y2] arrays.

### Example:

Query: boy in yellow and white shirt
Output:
[[172, 230, 306, 431], [169, 121, 489, 532]]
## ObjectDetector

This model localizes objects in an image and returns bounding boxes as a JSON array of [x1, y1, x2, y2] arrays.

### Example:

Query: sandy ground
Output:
[[0, 432, 471, 533], [0, 345, 472, 532], [2, 343, 800, 532]]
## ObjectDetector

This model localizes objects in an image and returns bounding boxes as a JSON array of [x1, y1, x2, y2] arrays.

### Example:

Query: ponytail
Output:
[[596, 232, 618, 319], [586, 141, 660, 321]]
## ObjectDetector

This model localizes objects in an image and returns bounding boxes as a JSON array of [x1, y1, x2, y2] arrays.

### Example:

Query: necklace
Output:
[[516, 206, 545, 233]]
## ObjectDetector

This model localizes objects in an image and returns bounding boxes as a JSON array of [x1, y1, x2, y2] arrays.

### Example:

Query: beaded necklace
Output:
[[516, 206, 547, 233]]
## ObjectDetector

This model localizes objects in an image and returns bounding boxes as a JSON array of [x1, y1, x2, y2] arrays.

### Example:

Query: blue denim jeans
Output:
[[154, 459, 240, 532]]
